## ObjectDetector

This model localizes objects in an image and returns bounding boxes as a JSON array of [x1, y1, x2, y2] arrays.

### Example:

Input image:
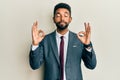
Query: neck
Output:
[[57, 28, 69, 35]]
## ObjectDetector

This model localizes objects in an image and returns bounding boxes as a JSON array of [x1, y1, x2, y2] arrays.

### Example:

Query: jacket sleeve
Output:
[[82, 42, 97, 69], [29, 42, 44, 70]]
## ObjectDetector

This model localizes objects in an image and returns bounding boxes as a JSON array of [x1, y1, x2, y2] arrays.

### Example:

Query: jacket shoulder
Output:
[[45, 31, 55, 38]]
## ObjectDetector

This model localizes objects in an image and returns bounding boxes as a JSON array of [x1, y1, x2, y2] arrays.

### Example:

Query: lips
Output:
[[60, 22, 66, 26]]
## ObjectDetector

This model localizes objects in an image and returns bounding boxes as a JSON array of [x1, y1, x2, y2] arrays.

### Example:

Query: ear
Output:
[[69, 17, 72, 23], [53, 17, 55, 23]]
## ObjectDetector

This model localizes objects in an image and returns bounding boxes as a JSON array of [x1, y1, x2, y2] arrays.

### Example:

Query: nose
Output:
[[60, 16, 64, 21]]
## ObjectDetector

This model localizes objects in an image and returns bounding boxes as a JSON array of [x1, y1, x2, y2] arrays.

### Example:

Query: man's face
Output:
[[53, 8, 72, 30]]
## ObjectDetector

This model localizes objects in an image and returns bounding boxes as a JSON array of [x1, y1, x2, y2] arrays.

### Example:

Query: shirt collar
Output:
[[56, 30, 69, 39]]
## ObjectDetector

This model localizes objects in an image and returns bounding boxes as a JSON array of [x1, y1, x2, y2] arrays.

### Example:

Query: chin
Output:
[[57, 24, 68, 30]]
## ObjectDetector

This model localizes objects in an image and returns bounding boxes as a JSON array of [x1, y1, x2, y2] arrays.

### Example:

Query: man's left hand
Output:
[[77, 22, 91, 45]]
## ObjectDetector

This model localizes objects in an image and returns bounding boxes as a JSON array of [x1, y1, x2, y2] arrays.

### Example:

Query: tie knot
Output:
[[60, 36, 64, 39]]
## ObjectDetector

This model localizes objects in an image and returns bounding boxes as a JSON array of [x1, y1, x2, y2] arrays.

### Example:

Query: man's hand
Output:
[[32, 21, 45, 46], [77, 22, 91, 45]]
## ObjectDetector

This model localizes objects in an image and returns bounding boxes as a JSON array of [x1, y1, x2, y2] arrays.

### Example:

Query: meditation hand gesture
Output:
[[32, 21, 45, 46], [77, 22, 91, 45]]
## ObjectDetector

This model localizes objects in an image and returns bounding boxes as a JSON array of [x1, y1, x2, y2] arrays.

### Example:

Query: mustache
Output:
[[57, 21, 67, 24]]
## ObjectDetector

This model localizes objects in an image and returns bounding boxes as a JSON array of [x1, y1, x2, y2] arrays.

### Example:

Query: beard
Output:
[[55, 21, 69, 30]]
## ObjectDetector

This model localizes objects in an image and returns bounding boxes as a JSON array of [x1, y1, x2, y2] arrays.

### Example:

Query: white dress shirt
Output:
[[56, 31, 69, 80]]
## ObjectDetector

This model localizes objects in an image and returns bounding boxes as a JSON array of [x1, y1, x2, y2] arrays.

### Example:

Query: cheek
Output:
[[65, 18, 71, 23], [54, 18, 60, 23]]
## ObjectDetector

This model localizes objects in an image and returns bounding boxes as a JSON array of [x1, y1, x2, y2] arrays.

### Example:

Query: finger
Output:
[[86, 23, 91, 39], [77, 33, 80, 39], [85, 23, 90, 34], [88, 23, 91, 33], [33, 21, 38, 28], [33, 21, 39, 33], [77, 33, 82, 38], [86, 23, 91, 34], [33, 21, 38, 26], [35, 21, 38, 30], [84, 22, 90, 35], [78, 31, 86, 37], [78, 31, 86, 35], [84, 22, 87, 32], [87, 22, 89, 26], [32, 21, 36, 30], [38, 30, 45, 37], [32, 22, 36, 35], [38, 29, 43, 33], [32, 21, 37, 27], [32, 22, 38, 37], [42, 31, 45, 37], [77, 32, 84, 40]]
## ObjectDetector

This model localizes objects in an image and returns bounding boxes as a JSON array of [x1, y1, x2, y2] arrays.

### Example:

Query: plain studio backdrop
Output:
[[0, 0, 120, 80]]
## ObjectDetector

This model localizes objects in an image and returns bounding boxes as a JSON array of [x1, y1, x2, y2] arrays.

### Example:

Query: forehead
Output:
[[55, 8, 70, 14]]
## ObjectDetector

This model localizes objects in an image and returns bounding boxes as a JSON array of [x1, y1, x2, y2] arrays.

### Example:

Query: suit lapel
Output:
[[50, 31, 60, 65], [50, 31, 75, 65], [66, 31, 74, 64]]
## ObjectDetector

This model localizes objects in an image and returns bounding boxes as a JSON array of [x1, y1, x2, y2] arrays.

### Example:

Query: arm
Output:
[[29, 42, 44, 70], [29, 21, 45, 70], [77, 23, 97, 69], [82, 43, 97, 69]]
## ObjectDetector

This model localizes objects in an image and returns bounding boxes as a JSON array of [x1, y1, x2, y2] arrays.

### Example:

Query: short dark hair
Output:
[[54, 3, 71, 16]]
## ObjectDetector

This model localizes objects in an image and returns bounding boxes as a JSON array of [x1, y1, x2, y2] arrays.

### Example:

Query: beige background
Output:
[[0, 0, 120, 80]]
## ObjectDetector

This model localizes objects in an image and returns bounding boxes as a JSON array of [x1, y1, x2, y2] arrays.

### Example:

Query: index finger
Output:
[[38, 30, 45, 37]]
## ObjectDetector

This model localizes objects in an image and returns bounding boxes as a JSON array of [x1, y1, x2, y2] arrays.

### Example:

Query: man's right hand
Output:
[[32, 21, 45, 46]]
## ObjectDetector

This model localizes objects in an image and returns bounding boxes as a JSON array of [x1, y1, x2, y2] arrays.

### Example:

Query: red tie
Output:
[[60, 36, 64, 80]]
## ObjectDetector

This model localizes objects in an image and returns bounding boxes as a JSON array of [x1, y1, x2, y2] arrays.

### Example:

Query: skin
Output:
[[32, 8, 91, 46]]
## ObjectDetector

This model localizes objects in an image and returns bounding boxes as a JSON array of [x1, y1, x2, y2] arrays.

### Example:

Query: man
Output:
[[29, 3, 97, 80]]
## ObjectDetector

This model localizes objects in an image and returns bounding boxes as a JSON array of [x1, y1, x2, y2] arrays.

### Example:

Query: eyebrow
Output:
[[55, 11, 70, 15], [65, 11, 69, 14]]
